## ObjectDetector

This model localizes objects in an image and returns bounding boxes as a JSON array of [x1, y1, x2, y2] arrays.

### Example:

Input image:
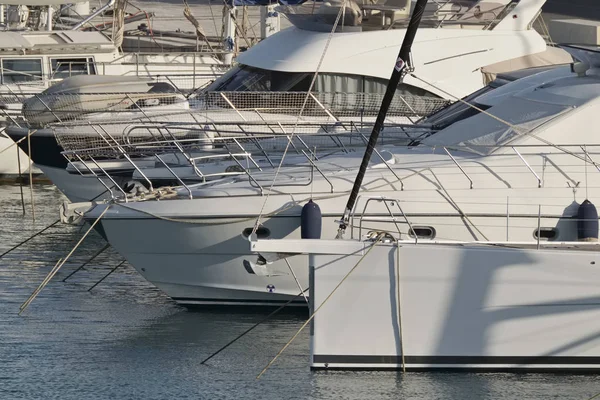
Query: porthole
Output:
[[533, 227, 558, 241], [242, 226, 271, 239], [408, 226, 436, 239]]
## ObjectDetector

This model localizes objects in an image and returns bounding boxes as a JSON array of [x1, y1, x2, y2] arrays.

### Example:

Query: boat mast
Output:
[[337, 0, 429, 237]]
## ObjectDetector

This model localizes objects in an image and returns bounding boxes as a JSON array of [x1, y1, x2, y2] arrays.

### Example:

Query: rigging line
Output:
[[200, 288, 310, 365], [586, 389, 600, 400], [585, 144, 589, 199], [220, 1, 252, 49], [19, 205, 111, 315], [284, 259, 309, 305], [0, 129, 37, 157], [409, 73, 597, 167], [252, 0, 348, 234], [0, 219, 61, 260], [62, 243, 111, 282], [207, 0, 219, 44], [256, 232, 386, 379]]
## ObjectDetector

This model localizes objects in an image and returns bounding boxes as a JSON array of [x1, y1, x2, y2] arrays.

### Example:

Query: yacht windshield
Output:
[[421, 96, 572, 155], [202, 64, 447, 115], [417, 85, 494, 130], [206, 65, 310, 92], [206, 64, 442, 96]]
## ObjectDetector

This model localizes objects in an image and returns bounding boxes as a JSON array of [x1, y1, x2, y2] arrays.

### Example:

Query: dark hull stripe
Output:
[[172, 297, 308, 305], [311, 366, 600, 373], [313, 355, 600, 365]]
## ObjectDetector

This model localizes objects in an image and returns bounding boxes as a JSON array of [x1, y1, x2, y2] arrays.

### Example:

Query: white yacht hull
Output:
[[39, 164, 125, 203], [96, 214, 311, 306], [303, 241, 600, 371], [91, 191, 571, 306]]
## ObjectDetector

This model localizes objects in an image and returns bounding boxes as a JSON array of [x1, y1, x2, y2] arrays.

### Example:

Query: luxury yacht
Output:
[[78, 38, 597, 306], [8, 0, 569, 199]]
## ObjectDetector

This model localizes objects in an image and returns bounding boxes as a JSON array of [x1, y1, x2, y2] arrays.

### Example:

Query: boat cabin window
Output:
[[1, 58, 43, 84], [206, 65, 309, 92], [205, 64, 441, 113], [50, 57, 96, 79], [313, 73, 438, 99], [408, 226, 436, 240], [206, 65, 439, 97]]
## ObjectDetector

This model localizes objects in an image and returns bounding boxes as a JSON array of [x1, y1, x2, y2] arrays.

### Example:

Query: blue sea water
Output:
[[0, 184, 599, 399]]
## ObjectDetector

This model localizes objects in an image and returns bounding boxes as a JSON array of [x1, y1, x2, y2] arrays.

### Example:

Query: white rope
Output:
[[396, 243, 405, 372], [252, 0, 349, 234], [112, 0, 128, 48], [19, 205, 111, 314]]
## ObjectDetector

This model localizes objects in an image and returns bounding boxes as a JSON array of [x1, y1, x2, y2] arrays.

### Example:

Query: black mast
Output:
[[337, 0, 429, 236]]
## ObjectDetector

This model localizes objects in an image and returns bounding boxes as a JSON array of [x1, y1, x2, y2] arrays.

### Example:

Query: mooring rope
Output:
[[19, 205, 111, 314], [396, 242, 406, 372]]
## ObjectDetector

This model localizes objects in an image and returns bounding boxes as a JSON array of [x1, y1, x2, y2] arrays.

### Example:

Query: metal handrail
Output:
[[350, 196, 416, 241], [512, 146, 542, 188], [444, 146, 473, 189]]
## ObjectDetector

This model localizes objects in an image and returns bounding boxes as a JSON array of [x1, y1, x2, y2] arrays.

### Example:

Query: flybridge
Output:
[[279, 0, 547, 32], [0, 31, 116, 55]]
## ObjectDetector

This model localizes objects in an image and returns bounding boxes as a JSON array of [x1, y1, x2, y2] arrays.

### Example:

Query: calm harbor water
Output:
[[0, 184, 599, 399]]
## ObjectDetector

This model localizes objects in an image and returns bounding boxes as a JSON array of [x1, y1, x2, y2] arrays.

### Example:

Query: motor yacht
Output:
[[77, 40, 598, 306], [8, 0, 571, 198]]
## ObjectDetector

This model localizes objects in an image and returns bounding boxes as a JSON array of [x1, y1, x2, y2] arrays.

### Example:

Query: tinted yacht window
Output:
[[1, 58, 43, 84], [205, 64, 442, 115], [50, 57, 96, 79], [207, 65, 440, 98], [206, 65, 310, 92], [418, 85, 493, 130]]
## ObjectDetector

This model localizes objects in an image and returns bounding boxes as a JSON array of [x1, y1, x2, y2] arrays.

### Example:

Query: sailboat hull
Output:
[[309, 242, 600, 371]]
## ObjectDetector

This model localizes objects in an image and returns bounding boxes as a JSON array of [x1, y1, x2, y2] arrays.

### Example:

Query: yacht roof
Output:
[[235, 25, 547, 99], [0, 31, 116, 55]]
